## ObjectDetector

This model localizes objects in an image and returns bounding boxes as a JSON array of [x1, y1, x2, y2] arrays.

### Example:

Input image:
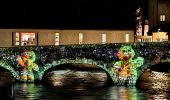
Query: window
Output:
[[55, 33, 60, 45], [79, 33, 83, 44], [15, 32, 20, 46], [101, 33, 106, 44], [125, 33, 130, 42], [160, 15, 165, 21], [13, 32, 37, 46], [144, 20, 149, 36]]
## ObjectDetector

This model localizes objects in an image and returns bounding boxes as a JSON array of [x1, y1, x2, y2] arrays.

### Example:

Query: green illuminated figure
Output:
[[112, 46, 144, 85], [16, 51, 39, 82]]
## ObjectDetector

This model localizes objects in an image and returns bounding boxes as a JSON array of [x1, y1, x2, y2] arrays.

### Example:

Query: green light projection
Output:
[[16, 51, 39, 82], [0, 42, 167, 86], [112, 46, 144, 85]]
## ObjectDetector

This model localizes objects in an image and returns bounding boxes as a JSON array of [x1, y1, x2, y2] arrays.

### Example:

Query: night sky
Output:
[[0, 0, 147, 29]]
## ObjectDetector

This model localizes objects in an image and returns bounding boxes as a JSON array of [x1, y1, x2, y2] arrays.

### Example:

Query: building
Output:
[[148, 0, 170, 41], [0, 1, 138, 46], [0, 29, 134, 47], [135, 0, 170, 42]]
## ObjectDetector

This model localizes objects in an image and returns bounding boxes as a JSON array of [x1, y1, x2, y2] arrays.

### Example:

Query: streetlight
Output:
[[157, 28, 161, 42], [158, 28, 161, 32]]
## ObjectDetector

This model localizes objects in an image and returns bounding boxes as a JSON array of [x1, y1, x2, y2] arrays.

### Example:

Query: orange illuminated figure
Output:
[[112, 46, 144, 85], [16, 51, 39, 82]]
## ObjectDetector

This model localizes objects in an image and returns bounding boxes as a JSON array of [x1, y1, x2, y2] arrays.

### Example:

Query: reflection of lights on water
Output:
[[48, 70, 107, 87], [138, 70, 170, 99], [153, 94, 167, 100], [53, 82, 63, 86], [150, 71, 170, 90], [109, 87, 143, 100], [151, 71, 169, 80]]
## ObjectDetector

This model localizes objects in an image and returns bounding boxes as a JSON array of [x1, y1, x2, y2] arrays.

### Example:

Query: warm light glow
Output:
[[125, 33, 129, 42], [102, 33, 106, 44], [144, 20, 149, 36], [160, 15, 165, 21], [112, 46, 144, 85], [55, 33, 60, 45], [19, 32, 36, 46], [16, 51, 39, 82], [15, 32, 20, 45], [79, 33, 83, 44], [152, 32, 168, 42]]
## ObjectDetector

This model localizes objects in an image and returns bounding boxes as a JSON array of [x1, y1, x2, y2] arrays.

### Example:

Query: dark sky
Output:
[[0, 0, 147, 29]]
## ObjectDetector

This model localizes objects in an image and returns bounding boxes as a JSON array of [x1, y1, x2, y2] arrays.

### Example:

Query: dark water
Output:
[[1, 79, 170, 100], [9, 70, 170, 100], [10, 83, 147, 100], [0, 68, 170, 100]]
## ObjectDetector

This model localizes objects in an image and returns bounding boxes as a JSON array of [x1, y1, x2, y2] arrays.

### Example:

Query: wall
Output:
[[148, 0, 158, 30], [37, 30, 59, 46], [107, 30, 134, 43], [0, 29, 134, 47], [60, 30, 134, 45], [0, 30, 13, 47], [158, 0, 170, 23], [59, 30, 79, 45]]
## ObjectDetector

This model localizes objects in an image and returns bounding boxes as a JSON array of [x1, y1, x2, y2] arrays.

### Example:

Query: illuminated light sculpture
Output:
[[135, 7, 143, 36], [16, 51, 39, 82], [112, 46, 144, 85]]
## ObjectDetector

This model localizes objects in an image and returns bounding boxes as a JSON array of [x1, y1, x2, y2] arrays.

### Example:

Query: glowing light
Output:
[[16, 51, 39, 82], [112, 46, 144, 85]]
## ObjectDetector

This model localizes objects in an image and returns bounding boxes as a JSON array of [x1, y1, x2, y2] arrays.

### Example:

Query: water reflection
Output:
[[10, 83, 147, 100], [138, 70, 170, 100], [2, 70, 170, 100]]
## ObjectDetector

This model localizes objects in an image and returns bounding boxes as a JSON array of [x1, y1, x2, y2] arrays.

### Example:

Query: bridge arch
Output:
[[137, 57, 170, 75], [0, 61, 19, 80], [136, 57, 170, 83], [136, 61, 170, 89], [148, 62, 170, 72], [41, 63, 114, 86], [39, 58, 115, 84], [0, 67, 16, 83]]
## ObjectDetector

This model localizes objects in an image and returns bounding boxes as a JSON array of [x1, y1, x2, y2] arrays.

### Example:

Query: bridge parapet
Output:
[[0, 42, 169, 85]]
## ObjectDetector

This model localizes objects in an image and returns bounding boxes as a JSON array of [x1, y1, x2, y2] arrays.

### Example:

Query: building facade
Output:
[[135, 0, 170, 42], [0, 29, 134, 47], [148, 0, 170, 41]]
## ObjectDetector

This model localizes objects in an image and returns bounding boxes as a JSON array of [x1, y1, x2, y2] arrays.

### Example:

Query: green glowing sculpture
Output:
[[112, 46, 144, 85], [16, 51, 39, 82]]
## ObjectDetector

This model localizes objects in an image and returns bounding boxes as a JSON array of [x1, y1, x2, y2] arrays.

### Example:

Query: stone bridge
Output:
[[0, 42, 170, 85]]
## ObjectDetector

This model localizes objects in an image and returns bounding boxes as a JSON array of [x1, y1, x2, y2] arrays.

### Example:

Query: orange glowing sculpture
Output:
[[16, 51, 39, 82]]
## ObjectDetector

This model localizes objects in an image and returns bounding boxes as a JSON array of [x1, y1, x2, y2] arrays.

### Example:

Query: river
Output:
[[0, 68, 170, 100], [11, 83, 147, 100], [0, 82, 165, 100]]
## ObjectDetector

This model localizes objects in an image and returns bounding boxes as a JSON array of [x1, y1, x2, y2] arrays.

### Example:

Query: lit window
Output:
[[21, 33, 36, 46], [101, 33, 106, 44], [144, 20, 149, 36], [160, 15, 165, 21], [15, 32, 20, 45], [55, 33, 60, 45], [125, 33, 130, 42], [79, 33, 83, 44], [13, 32, 37, 46]]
